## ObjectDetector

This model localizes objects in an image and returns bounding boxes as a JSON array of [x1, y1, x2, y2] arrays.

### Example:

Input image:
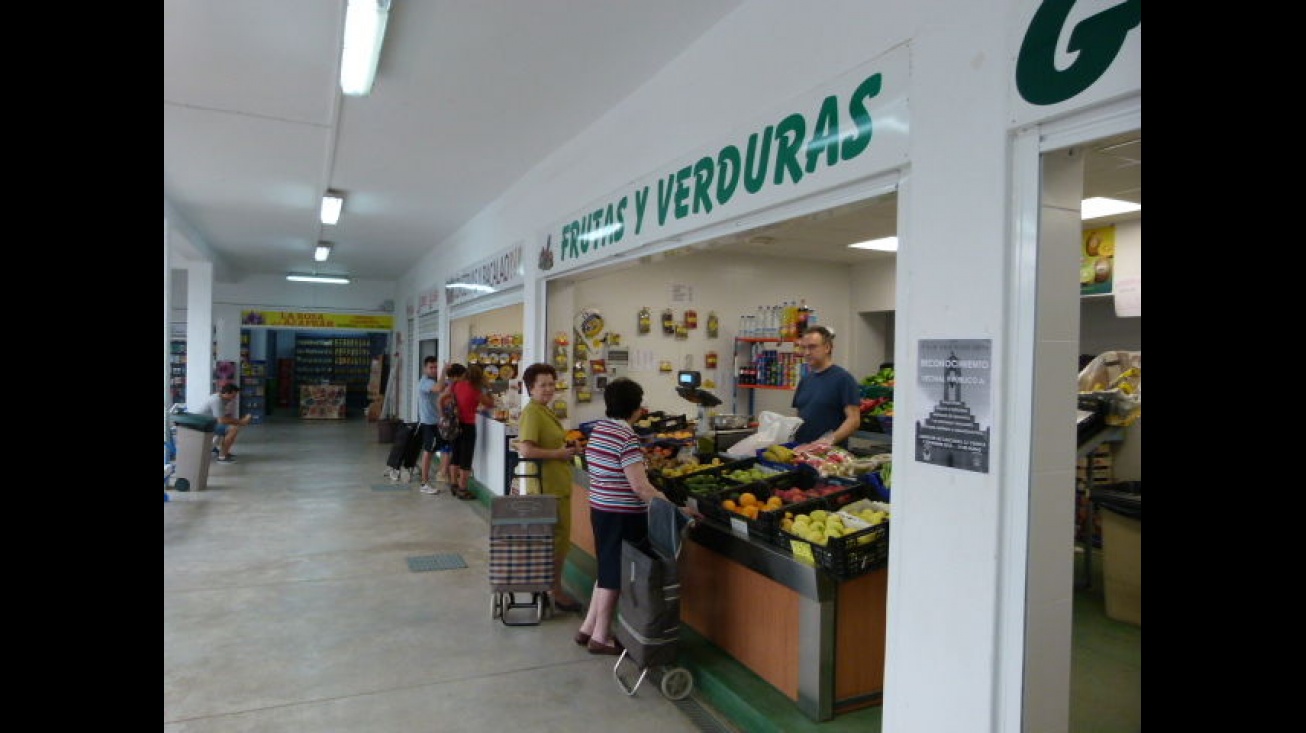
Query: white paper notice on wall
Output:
[[1113, 277, 1141, 317], [670, 283, 694, 303]]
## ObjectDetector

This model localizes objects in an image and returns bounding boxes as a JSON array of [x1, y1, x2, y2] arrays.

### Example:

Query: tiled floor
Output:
[[164, 414, 1139, 732]]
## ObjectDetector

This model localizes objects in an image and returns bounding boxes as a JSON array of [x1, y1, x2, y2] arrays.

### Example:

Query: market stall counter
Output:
[[473, 412, 518, 496], [567, 465, 886, 722]]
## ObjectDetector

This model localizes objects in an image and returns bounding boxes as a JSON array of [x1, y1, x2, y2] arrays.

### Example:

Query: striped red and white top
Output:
[[584, 418, 649, 514]]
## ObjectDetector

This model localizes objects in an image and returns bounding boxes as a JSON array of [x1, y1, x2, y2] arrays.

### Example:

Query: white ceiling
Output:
[[164, 1, 1139, 280]]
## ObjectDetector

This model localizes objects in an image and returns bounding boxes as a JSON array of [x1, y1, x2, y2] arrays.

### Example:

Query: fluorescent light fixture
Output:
[[848, 236, 899, 252], [320, 192, 344, 225], [578, 223, 623, 242], [445, 282, 496, 293], [340, 0, 391, 96], [287, 274, 351, 284], [314, 242, 333, 262], [1081, 197, 1140, 220]]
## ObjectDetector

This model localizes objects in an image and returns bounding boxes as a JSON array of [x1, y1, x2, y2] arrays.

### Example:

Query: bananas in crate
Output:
[[761, 443, 795, 463]]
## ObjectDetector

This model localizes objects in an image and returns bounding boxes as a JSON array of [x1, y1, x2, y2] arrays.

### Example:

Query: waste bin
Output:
[[1093, 483, 1141, 626], [171, 412, 218, 492]]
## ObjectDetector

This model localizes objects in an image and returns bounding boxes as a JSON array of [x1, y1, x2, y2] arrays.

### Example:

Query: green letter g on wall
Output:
[[1017, 0, 1141, 106]]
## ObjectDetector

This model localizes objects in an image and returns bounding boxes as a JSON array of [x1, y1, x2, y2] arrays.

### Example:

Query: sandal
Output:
[[573, 631, 591, 646], [587, 637, 623, 656], [454, 489, 476, 501]]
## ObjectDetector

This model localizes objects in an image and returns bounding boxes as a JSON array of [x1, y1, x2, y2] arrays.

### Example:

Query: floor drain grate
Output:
[[672, 696, 736, 733], [370, 483, 410, 492], [407, 554, 468, 572]]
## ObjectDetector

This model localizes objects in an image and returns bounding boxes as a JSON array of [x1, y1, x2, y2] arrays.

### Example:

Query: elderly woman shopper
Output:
[[574, 377, 669, 655], [514, 362, 584, 612]]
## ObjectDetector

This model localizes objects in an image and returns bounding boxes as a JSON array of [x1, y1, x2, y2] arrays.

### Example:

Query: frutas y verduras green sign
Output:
[[1016, 0, 1141, 106], [541, 47, 909, 274]]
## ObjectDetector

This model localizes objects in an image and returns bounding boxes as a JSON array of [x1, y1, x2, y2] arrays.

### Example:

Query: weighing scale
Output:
[[676, 371, 724, 454]]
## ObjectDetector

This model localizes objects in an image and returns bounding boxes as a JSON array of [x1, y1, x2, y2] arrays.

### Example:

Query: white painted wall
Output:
[[389, 3, 1137, 731], [547, 250, 862, 426], [169, 1, 1138, 729]]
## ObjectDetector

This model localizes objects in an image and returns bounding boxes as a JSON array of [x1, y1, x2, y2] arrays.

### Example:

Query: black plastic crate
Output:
[[650, 454, 744, 506], [779, 505, 890, 580], [700, 471, 847, 546], [651, 413, 689, 432]]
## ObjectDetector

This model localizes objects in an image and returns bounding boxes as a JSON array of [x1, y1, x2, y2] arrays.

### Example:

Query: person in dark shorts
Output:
[[440, 363, 494, 500]]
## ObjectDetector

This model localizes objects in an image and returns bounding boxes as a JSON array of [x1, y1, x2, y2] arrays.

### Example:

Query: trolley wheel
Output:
[[174, 478, 191, 492], [660, 667, 693, 700], [535, 593, 546, 622], [492, 593, 502, 619]]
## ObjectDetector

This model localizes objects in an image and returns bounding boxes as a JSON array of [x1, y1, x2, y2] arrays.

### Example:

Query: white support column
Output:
[[185, 261, 214, 409]]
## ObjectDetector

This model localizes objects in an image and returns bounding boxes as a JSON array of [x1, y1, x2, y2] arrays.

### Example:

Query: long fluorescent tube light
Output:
[[314, 242, 333, 262], [340, 0, 391, 96], [847, 236, 899, 252], [287, 274, 351, 284], [1081, 197, 1140, 220], [444, 279, 493, 291], [320, 192, 344, 225]]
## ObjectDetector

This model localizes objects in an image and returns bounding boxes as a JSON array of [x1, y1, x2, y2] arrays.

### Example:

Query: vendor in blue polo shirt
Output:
[[791, 325, 862, 448]]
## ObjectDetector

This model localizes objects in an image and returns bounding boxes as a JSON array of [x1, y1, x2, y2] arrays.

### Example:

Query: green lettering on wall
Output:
[[743, 128, 773, 194], [806, 95, 842, 173], [773, 113, 806, 186], [716, 146, 741, 205], [1016, 0, 1140, 106], [691, 156, 715, 215], [634, 186, 649, 234], [841, 73, 880, 160]]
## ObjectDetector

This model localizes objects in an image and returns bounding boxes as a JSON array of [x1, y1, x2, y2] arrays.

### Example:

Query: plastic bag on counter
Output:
[[724, 410, 803, 457], [1077, 350, 1141, 427]]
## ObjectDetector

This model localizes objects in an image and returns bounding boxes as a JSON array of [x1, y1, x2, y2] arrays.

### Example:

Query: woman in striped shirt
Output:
[[574, 377, 668, 655]]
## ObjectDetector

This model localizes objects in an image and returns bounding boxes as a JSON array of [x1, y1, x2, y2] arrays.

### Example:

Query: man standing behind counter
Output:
[[792, 325, 861, 448]]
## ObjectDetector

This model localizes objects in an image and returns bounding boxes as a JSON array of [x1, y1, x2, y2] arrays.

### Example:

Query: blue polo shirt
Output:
[[791, 364, 860, 445]]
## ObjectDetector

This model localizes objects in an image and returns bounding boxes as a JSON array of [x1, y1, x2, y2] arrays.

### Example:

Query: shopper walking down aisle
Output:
[[415, 356, 445, 495], [441, 363, 494, 500], [576, 377, 671, 655], [515, 363, 584, 613], [204, 383, 251, 463], [792, 325, 862, 448]]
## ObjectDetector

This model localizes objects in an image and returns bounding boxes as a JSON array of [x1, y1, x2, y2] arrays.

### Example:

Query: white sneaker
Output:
[[387, 468, 401, 482], [419, 483, 442, 495]]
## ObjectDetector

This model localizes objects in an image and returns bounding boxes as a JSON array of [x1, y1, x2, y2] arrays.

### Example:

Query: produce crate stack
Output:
[[778, 497, 892, 580], [699, 471, 870, 549]]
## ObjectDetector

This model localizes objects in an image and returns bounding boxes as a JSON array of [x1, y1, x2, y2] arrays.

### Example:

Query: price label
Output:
[[789, 539, 816, 566], [729, 517, 749, 539]]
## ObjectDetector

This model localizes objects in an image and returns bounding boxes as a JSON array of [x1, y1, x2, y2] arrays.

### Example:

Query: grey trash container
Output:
[[171, 412, 218, 492]]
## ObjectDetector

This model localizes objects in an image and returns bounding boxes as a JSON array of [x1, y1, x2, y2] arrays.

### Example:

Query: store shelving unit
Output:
[[732, 337, 802, 416], [169, 340, 186, 406], [292, 334, 386, 416], [240, 360, 268, 424]]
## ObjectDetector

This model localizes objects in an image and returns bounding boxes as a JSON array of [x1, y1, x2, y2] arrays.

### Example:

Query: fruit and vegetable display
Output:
[[763, 441, 860, 477], [860, 366, 895, 419], [779, 498, 892, 578], [780, 503, 890, 546], [861, 365, 895, 389]]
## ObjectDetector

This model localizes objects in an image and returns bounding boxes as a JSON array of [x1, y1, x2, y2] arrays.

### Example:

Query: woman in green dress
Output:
[[515, 362, 584, 612]]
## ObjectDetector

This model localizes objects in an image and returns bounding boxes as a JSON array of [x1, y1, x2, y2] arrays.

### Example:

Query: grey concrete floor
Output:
[[164, 414, 725, 732]]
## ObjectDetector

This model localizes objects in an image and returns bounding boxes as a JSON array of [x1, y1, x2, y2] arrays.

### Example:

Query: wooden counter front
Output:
[[566, 468, 885, 721]]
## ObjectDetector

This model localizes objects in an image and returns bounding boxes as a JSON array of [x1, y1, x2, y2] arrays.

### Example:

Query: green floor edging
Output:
[[560, 545, 881, 733], [468, 491, 879, 731]]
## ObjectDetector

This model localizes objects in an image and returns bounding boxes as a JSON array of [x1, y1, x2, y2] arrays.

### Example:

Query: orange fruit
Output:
[[740, 492, 758, 507], [742, 505, 759, 520], [722, 499, 737, 512]]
